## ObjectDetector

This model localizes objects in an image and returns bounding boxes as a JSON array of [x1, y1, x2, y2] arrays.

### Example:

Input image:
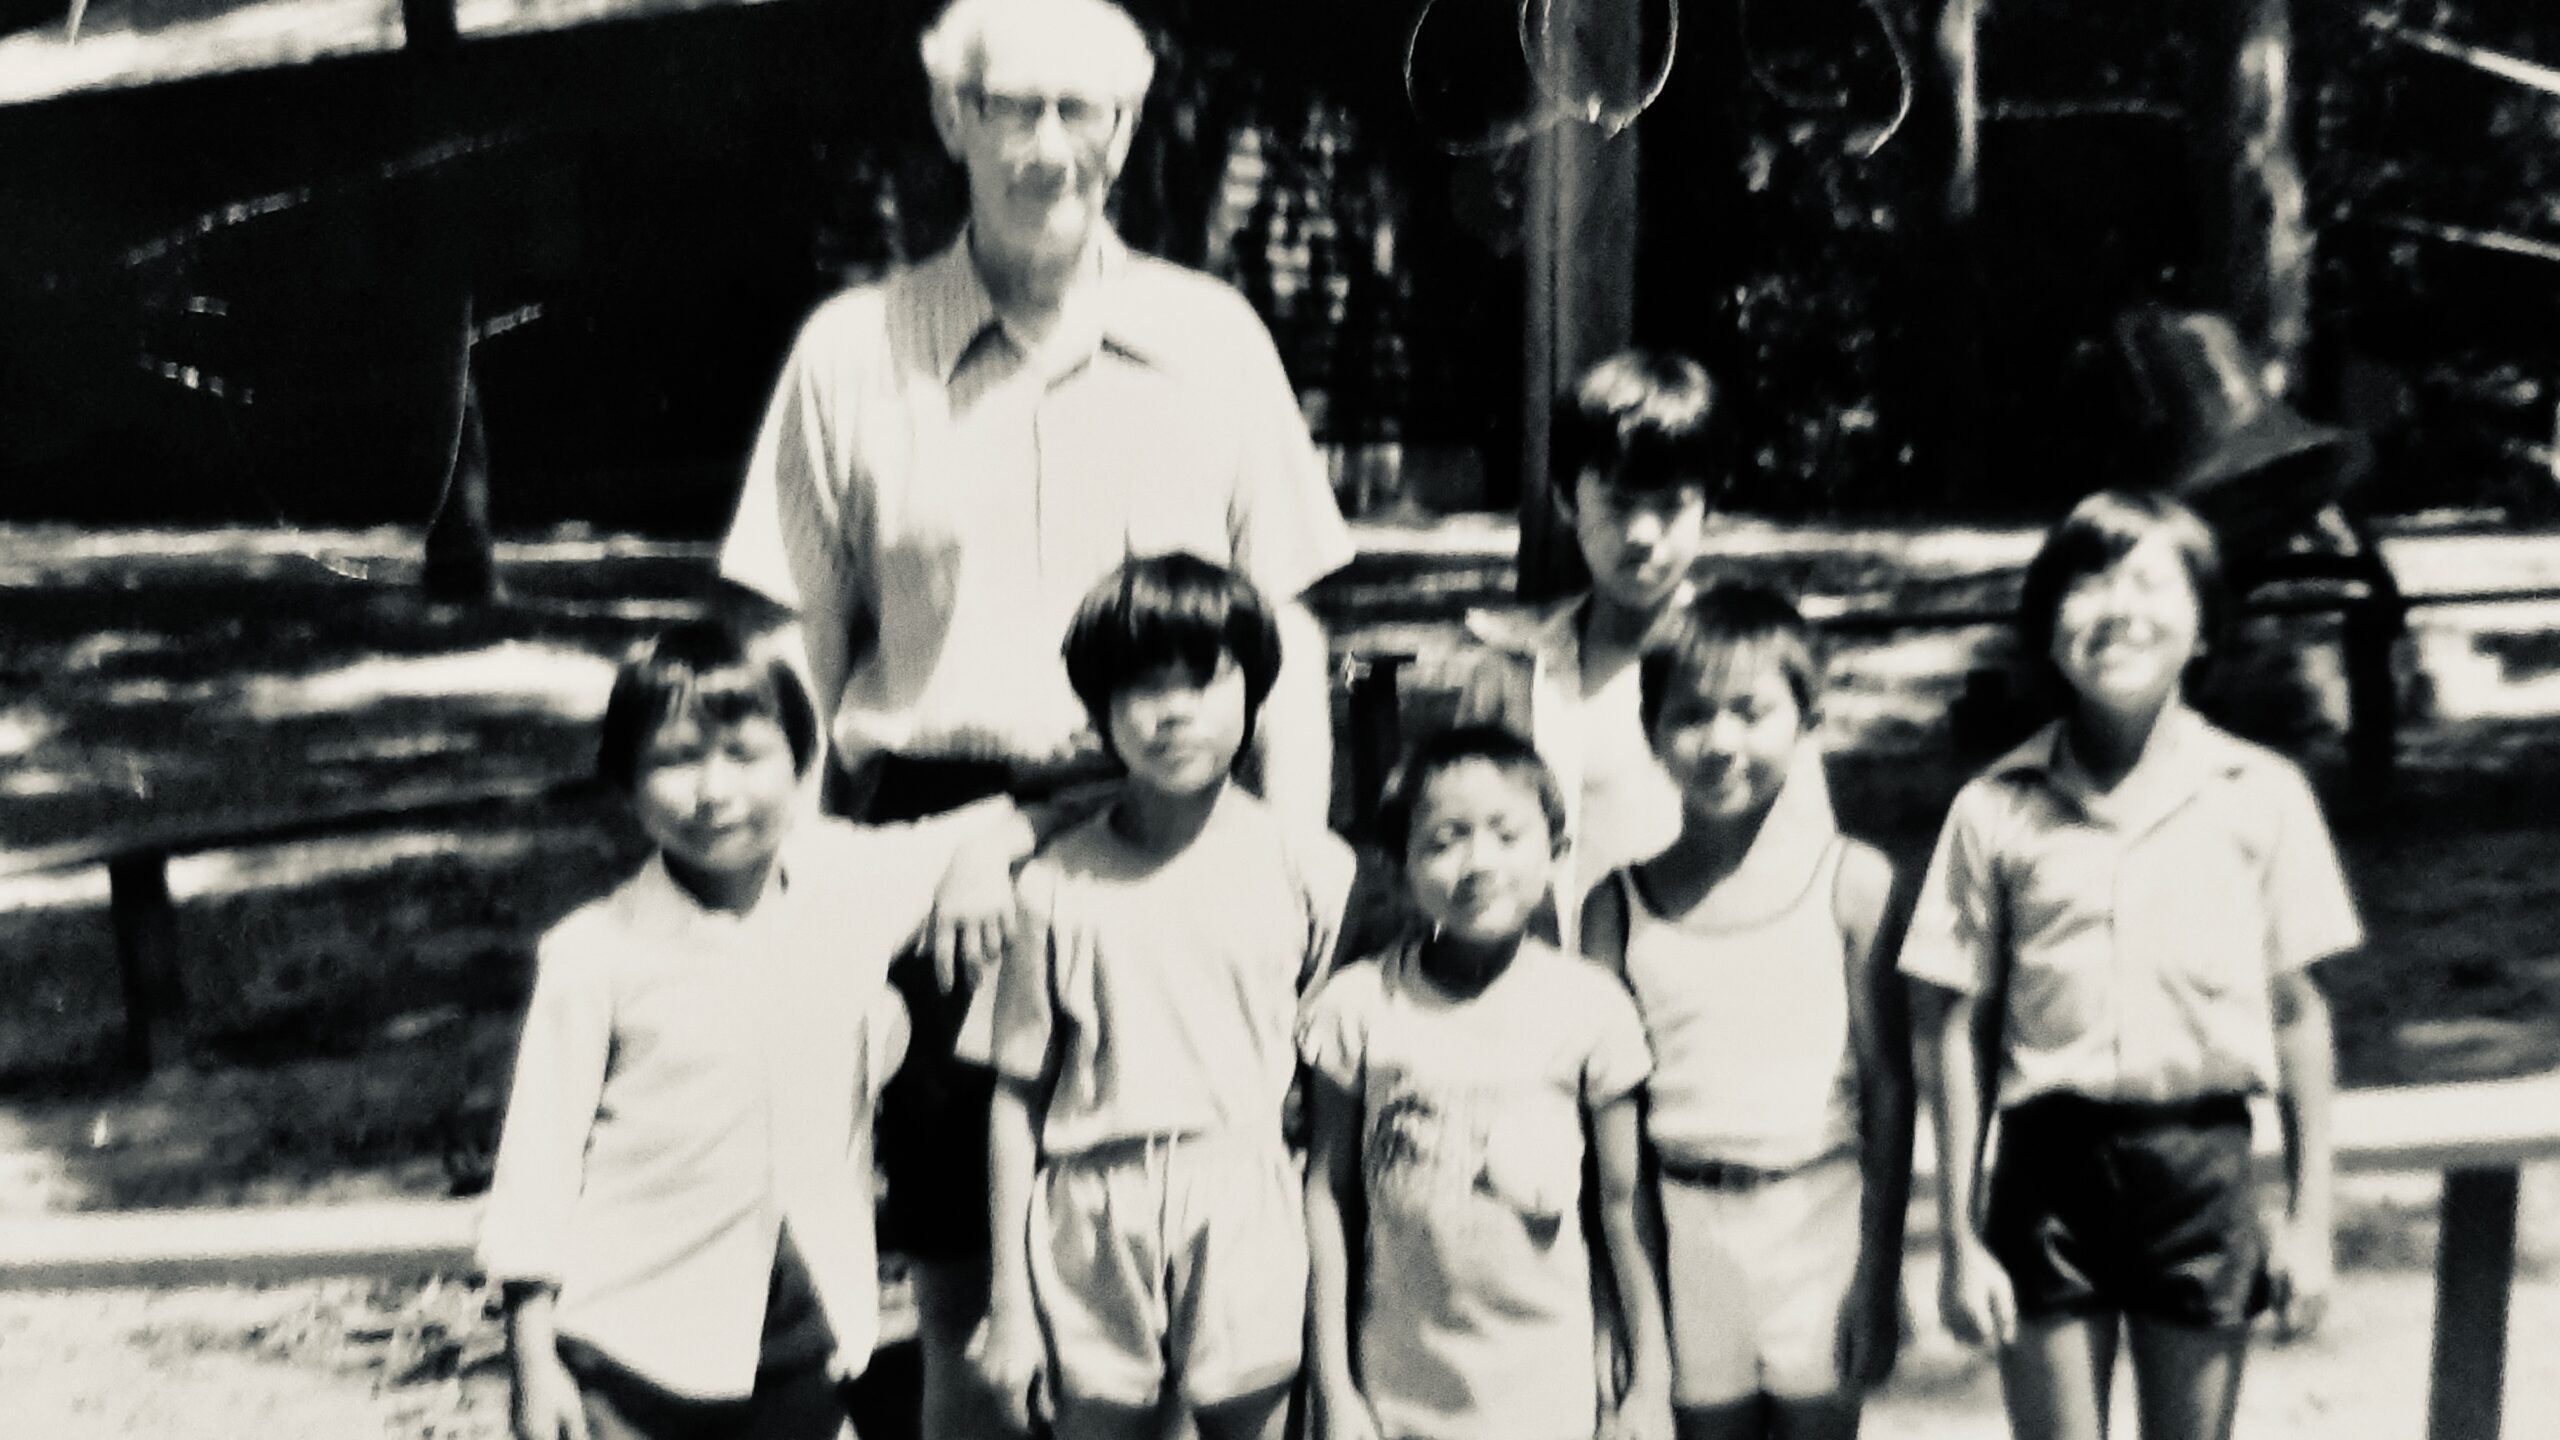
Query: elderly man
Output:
[[718, 0, 1355, 1434]]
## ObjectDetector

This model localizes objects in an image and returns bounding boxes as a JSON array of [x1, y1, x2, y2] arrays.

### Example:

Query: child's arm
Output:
[[1304, 1068, 1381, 1440], [1837, 841, 1918, 1390], [973, 875, 1064, 1433], [1592, 1093, 1672, 1440], [978, 1074, 1048, 1432], [479, 939, 612, 1440], [1912, 981, 2013, 1350], [2267, 966, 2338, 1340], [2259, 763, 2359, 1343]]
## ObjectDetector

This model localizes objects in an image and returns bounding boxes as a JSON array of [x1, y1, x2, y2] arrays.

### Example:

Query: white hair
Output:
[[918, 0, 1156, 101]]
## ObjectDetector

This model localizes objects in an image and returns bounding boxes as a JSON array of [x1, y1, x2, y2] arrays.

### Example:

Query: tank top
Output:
[[1616, 839, 1859, 1172]]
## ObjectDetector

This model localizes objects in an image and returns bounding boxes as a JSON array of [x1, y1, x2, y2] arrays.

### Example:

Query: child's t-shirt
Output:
[[1299, 940, 1653, 1440], [477, 807, 996, 1399], [987, 789, 1356, 1157], [1900, 708, 2364, 1111]]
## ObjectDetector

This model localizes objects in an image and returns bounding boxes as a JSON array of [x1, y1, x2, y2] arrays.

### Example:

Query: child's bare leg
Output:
[[1051, 1395, 1164, 1440], [2125, 1319, 2246, 1440], [914, 1253, 1007, 1440], [1193, 1378, 1293, 1440], [1767, 1393, 1862, 1440], [1999, 1313, 2118, 1440], [1675, 1396, 1772, 1440]]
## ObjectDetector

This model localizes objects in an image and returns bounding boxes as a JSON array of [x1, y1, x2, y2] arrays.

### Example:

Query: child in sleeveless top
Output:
[[1303, 727, 1671, 1440], [1582, 584, 1915, 1440], [1903, 492, 2358, 1440]]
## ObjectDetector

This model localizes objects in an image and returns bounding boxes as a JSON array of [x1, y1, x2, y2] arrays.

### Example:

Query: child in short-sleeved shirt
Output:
[[479, 618, 1035, 1440], [1303, 727, 1670, 1440], [974, 554, 1356, 1440], [1454, 351, 1836, 943], [1902, 491, 2361, 1440], [1580, 585, 1914, 1440]]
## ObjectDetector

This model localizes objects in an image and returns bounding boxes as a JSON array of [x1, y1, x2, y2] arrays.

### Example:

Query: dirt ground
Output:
[[3, 1172, 2554, 1439]]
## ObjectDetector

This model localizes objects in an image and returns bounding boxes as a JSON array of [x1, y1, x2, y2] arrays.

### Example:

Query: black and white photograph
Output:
[[1, 1, 2557, 1436]]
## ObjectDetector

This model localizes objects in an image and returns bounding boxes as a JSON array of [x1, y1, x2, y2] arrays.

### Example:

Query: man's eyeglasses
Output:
[[965, 88, 1124, 143]]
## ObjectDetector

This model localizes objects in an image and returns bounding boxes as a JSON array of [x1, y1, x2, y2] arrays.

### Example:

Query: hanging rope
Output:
[[1736, 0, 1914, 159], [1402, 0, 1680, 155]]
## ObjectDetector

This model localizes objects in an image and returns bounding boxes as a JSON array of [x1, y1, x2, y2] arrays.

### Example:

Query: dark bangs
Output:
[[2017, 489, 2229, 672], [1553, 349, 1718, 498], [597, 618, 820, 790], [1062, 551, 1283, 737], [1638, 583, 1820, 732]]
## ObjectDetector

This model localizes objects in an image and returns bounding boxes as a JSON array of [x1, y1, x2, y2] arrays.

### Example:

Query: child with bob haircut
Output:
[[1903, 490, 2360, 1440], [480, 616, 1036, 1440], [1302, 725, 1672, 1440], [1457, 350, 1836, 943], [974, 552, 1357, 1440], [1581, 584, 1914, 1440]]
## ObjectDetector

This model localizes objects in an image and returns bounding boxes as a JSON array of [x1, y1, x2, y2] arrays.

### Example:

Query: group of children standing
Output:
[[482, 350, 2360, 1440]]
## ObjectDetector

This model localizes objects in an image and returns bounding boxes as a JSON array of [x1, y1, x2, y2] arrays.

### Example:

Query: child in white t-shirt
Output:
[[1302, 726, 1670, 1440], [972, 553, 1357, 1440]]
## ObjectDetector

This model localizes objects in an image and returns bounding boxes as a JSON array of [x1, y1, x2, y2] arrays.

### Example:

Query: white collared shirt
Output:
[[1901, 705, 2364, 1109], [476, 811, 991, 1398], [719, 233, 1355, 773]]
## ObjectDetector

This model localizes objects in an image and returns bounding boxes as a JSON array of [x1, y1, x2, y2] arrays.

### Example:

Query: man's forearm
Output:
[[1259, 603, 1336, 830]]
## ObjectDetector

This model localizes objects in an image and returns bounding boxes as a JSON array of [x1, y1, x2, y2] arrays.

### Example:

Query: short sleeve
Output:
[[1293, 827, 1361, 994], [986, 865, 1061, 1086], [1899, 780, 2007, 997], [1222, 302, 1355, 603], [2262, 765, 2363, 972], [1296, 962, 1377, 1092], [1579, 971, 1652, 1106]]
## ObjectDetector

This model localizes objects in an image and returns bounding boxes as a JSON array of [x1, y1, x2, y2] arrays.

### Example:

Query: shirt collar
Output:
[[625, 846, 792, 939], [925, 228, 1154, 383], [1989, 704, 2249, 828]]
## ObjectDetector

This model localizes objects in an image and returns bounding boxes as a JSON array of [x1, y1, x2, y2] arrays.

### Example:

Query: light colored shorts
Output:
[[1029, 1132, 1308, 1409], [1658, 1150, 1864, 1407]]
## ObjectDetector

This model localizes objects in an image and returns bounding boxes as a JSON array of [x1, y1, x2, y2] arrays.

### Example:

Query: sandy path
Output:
[[1, 1261, 2549, 1439]]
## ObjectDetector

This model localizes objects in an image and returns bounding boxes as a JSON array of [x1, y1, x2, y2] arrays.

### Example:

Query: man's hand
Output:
[[1940, 1234, 2017, 1351], [508, 1343, 590, 1440], [966, 1305, 1048, 1434], [2265, 1211, 2335, 1342], [925, 834, 1023, 994]]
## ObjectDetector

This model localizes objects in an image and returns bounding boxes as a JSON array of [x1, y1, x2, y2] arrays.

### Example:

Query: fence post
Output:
[[108, 854, 185, 1074], [2427, 1165, 2521, 1440]]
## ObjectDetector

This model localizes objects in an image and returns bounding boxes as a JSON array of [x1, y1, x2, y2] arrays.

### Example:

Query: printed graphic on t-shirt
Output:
[[1366, 1076, 1580, 1250]]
